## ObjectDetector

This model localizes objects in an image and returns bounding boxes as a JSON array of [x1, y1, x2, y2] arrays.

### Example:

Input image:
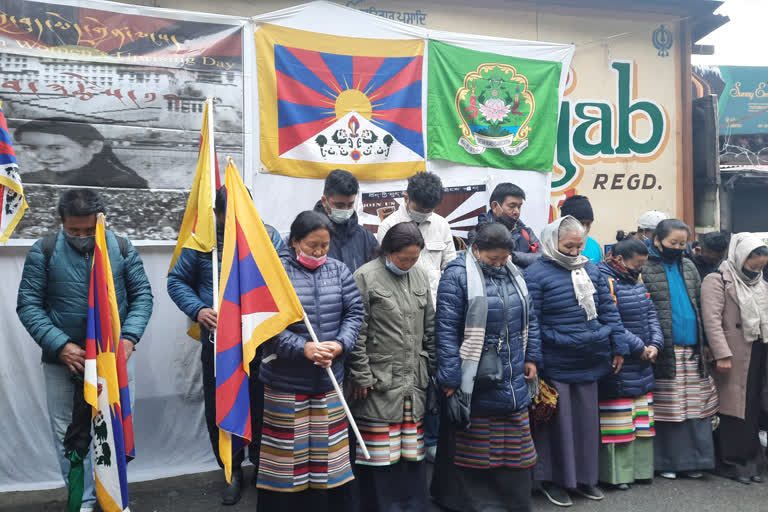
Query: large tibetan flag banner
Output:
[[0, 101, 27, 243], [168, 101, 217, 273], [84, 214, 134, 512], [216, 159, 304, 482], [427, 41, 562, 172], [255, 24, 425, 180]]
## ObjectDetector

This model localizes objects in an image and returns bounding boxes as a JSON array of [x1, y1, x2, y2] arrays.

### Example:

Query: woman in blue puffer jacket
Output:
[[523, 216, 629, 507], [430, 223, 542, 512], [256, 211, 364, 512], [597, 236, 663, 490]]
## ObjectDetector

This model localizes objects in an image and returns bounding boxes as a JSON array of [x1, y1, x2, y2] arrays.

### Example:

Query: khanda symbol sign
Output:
[[652, 25, 673, 57]]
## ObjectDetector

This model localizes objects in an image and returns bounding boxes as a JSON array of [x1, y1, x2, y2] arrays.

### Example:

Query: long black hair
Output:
[[379, 221, 424, 255], [289, 210, 332, 244]]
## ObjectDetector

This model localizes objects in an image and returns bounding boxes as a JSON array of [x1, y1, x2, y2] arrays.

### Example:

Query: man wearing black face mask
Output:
[[467, 182, 541, 268], [17, 189, 153, 512], [167, 187, 283, 505]]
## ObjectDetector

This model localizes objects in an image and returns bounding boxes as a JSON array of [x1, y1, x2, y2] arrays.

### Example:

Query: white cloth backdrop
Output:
[[251, 1, 573, 236], [0, 245, 218, 492]]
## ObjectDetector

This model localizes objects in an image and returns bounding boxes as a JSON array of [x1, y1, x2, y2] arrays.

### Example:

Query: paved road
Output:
[[2, 466, 767, 512]]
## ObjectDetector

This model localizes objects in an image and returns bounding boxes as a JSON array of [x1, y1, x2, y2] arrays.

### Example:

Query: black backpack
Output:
[[40, 233, 131, 271]]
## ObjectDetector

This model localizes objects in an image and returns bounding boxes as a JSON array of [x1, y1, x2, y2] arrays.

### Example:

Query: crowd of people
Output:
[[15, 169, 768, 512]]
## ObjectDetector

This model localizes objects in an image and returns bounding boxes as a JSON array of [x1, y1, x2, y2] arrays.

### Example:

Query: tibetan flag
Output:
[[84, 214, 134, 512], [0, 101, 28, 243], [428, 41, 562, 171], [168, 100, 217, 274], [216, 159, 303, 482], [256, 24, 425, 180]]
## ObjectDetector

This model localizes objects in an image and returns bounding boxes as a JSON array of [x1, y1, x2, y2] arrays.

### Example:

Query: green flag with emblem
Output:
[[427, 40, 562, 171]]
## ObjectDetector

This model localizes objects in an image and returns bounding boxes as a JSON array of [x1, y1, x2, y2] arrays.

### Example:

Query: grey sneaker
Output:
[[574, 484, 604, 501], [541, 483, 573, 507]]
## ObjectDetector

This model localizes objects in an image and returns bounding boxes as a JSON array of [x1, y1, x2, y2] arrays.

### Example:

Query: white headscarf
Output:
[[540, 216, 597, 320], [722, 233, 768, 343]]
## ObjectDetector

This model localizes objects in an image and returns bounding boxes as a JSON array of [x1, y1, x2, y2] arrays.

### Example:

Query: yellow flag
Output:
[[168, 100, 216, 273]]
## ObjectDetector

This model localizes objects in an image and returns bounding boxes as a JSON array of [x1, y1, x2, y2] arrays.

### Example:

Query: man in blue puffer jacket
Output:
[[166, 188, 283, 505], [17, 189, 153, 512], [596, 237, 663, 489]]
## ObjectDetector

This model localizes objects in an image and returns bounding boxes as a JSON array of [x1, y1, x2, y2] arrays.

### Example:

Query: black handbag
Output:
[[475, 341, 504, 391]]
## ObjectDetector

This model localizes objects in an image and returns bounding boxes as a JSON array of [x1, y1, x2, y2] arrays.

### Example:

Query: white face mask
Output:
[[328, 207, 354, 224]]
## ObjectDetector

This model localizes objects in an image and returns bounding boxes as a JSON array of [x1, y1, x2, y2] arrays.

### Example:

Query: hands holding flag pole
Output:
[[302, 316, 372, 461], [212, 152, 370, 485]]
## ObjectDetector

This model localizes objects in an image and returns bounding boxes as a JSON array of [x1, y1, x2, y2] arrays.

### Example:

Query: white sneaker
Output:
[[659, 472, 677, 479]]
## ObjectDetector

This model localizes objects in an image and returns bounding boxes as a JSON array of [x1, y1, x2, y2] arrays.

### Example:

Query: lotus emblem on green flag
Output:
[[428, 41, 562, 172]]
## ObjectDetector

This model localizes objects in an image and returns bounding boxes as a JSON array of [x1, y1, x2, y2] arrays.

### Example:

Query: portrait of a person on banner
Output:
[[15, 118, 148, 189]]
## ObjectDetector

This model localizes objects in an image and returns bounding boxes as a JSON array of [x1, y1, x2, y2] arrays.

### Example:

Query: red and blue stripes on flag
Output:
[[84, 215, 134, 511]]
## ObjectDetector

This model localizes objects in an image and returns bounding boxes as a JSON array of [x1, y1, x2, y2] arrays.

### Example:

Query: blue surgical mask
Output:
[[385, 258, 410, 276]]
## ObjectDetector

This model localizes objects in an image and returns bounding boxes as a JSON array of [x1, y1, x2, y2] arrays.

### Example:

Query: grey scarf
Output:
[[449, 250, 529, 427]]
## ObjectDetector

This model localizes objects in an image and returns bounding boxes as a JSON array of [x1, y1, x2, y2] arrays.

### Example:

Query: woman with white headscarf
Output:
[[523, 216, 629, 507], [702, 233, 768, 484]]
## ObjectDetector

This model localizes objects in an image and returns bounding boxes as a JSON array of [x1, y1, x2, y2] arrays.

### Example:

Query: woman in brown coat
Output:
[[701, 233, 768, 484]]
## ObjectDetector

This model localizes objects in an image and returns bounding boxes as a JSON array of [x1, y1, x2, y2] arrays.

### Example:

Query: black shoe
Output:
[[732, 476, 751, 485], [541, 483, 573, 507], [574, 484, 604, 501], [751, 475, 763, 483], [221, 468, 243, 506]]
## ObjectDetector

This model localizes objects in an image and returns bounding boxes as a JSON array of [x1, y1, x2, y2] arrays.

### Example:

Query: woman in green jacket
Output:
[[347, 221, 436, 512]]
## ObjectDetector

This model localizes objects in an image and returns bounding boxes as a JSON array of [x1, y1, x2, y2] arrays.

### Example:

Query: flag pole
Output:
[[208, 97, 220, 377], [302, 315, 371, 460]]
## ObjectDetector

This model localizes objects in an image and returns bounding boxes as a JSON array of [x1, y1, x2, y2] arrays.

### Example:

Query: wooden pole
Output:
[[302, 315, 371, 460]]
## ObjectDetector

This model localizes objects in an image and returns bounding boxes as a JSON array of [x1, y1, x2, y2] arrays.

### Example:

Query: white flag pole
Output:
[[207, 97, 220, 377], [302, 315, 371, 460]]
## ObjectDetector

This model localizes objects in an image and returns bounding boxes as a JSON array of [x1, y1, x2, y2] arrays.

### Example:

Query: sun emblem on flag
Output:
[[274, 44, 424, 165]]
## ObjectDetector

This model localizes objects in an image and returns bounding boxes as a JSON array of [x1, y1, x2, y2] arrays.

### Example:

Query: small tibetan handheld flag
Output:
[[83, 214, 134, 512], [216, 159, 303, 482], [168, 99, 217, 273], [0, 101, 28, 243]]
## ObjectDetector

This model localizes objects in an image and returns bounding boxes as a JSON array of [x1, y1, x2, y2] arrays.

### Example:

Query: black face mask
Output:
[[495, 214, 517, 232], [478, 259, 506, 277], [626, 268, 641, 281], [659, 245, 683, 263], [743, 268, 760, 280], [64, 232, 95, 254]]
